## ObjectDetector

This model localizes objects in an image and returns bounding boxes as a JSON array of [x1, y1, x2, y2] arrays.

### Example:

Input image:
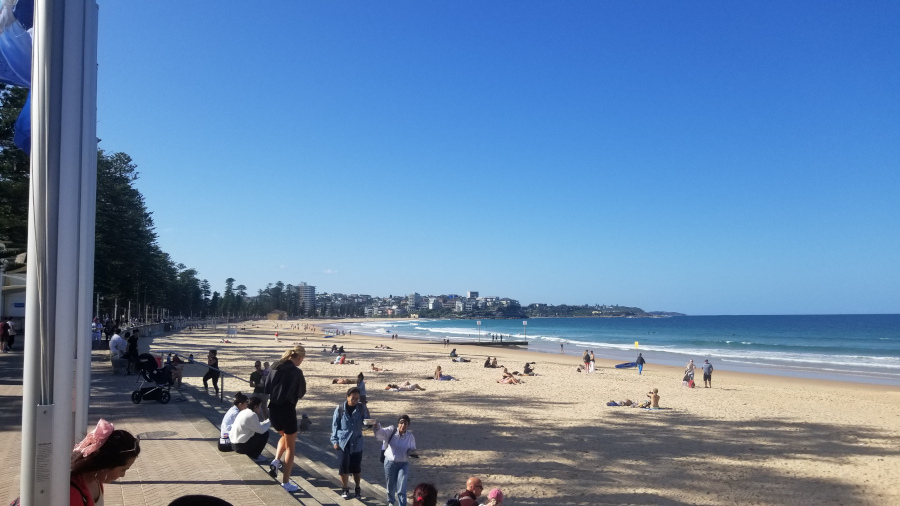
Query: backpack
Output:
[[444, 498, 461, 506]]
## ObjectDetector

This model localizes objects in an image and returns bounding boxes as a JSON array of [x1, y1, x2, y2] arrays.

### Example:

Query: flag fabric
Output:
[[14, 89, 29, 153], [1, 1, 34, 153], [0, 0, 32, 87]]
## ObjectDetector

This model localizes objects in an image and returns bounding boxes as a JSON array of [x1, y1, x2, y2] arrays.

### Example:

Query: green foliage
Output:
[[0, 86, 211, 318], [524, 304, 647, 317], [0, 85, 29, 249]]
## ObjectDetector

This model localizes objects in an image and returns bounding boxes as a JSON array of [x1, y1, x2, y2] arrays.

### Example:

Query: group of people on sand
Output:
[[607, 387, 662, 409], [483, 356, 501, 368], [683, 359, 714, 387]]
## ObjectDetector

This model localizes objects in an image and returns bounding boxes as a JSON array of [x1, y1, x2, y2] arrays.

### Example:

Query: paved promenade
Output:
[[0, 337, 385, 505]]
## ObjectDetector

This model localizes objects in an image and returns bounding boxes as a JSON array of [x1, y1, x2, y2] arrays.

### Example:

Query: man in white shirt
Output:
[[229, 396, 271, 462], [109, 329, 127, 360]]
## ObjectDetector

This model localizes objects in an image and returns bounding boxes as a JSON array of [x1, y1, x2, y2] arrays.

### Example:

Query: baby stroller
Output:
[[131, 353, 172, 404]]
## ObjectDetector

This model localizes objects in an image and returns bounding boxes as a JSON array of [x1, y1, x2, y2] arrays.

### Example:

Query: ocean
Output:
[[332, 314, 900, 385]]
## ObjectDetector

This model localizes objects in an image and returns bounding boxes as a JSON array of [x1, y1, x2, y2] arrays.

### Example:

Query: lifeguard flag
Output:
[[0, 0, 34, 153]]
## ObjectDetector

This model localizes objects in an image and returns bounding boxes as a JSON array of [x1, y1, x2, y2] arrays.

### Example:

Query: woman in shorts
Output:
[[266, 346, 306, 492]]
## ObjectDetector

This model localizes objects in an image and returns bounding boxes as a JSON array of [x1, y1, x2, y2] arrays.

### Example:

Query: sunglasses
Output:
[[119, 439, 140, 454]]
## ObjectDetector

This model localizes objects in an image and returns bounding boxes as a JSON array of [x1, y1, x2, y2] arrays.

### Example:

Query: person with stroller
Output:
[[202, 350, 220, 396], [230, 396, 272, 462], [126, 333, 139, 375], [170, 355, 185, 390], [69, 419, 141, 506], [266, 346, 307, 492]]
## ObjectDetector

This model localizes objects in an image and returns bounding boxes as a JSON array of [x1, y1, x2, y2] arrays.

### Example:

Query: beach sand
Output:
[[154, 320, 900, 505]]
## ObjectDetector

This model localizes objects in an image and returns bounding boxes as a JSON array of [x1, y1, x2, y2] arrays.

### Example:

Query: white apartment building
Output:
[[298, 282, 316, 314]]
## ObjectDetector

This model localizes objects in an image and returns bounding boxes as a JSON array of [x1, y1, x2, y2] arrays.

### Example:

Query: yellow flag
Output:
[[635, 341, 639, 348]]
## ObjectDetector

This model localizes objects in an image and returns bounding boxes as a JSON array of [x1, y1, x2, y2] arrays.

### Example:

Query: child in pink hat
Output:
[[485, 488, 504, 505]]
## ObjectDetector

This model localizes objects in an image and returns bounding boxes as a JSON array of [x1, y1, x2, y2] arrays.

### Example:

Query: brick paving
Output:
[[0, 334, 384, 506]]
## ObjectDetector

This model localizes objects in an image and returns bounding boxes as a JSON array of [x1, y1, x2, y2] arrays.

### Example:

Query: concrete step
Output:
[[178, 387, 383, 505]]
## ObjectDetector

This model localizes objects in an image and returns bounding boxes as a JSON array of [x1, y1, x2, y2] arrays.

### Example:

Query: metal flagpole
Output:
[[74, 0, 99, 442], [20, 1, 99, 504]]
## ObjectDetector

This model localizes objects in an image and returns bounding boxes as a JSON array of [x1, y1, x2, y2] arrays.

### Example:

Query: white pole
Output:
[[74, 0, 98, 442], [20, 2, 98, 505]]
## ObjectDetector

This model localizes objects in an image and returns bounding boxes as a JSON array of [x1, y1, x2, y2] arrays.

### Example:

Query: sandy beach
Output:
[[152, 320, 900, 505]]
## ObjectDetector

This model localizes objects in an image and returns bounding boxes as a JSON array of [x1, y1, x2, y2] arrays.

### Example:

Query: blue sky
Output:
[[95, 1, 899, 315]]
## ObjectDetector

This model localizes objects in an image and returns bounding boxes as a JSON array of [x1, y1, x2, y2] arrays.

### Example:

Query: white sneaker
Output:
[[282, 482, 299, 492]]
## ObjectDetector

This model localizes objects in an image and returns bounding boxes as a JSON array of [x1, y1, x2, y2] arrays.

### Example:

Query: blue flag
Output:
[[0, 0, 32, 87], [1, 1, 34, 153], [14, 89, 30, 153]]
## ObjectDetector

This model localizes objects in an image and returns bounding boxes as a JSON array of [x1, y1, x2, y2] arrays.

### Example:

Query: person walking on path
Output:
[[636, 353, 646, 375], [702, 359, 714, 388], [0, 317, 9, 353], [266, 346, 307, 492], [202, 350, 220, 395], [374, 414, 418, 506], [331, 386, 371, 499]]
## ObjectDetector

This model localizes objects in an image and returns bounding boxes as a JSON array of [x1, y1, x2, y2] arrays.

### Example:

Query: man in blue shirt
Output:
[[331, 387, 370, 499]]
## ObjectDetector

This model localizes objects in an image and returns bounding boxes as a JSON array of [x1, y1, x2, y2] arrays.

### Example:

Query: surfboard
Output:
[[615, 362, 637, 369]]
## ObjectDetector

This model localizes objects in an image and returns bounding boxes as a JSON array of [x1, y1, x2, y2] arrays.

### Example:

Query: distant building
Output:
[[467, 291, 479, 299], [408, 292, 421, 309], [298, 282, 315, 314]]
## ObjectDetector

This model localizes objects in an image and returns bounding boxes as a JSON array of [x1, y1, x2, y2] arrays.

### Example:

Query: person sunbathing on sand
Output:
[[370, 363, 385, 372], [434, 366, 456, 381], [647, 388, 660, 408], [332, 378, 355, 384], [498, 368, 522, 384], [385, 382, 426, 391]]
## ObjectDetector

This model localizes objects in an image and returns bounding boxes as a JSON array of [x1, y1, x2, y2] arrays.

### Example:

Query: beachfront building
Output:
[[298, 282, 315, 315], [467, 291, 479, 299], [408, 292, 421, 309]]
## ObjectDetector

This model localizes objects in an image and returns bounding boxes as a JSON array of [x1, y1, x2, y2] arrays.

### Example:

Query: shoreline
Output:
[[330, 319, 900, 387], [336, 323, 900, 392]]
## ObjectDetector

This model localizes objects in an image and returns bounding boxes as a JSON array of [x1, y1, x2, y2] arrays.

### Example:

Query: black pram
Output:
[[131, 353, 172, 404]]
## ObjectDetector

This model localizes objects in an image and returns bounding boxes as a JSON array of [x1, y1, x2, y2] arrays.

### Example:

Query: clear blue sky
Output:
[[95, 1, 899, 315]]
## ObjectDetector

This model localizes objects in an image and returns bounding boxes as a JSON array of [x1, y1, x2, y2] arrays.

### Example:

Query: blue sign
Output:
[[14, 302, 24, 308]]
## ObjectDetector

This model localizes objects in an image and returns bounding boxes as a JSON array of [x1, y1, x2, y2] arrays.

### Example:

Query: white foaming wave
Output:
[[720, 359, 900, 377], [523, 335, 900, 370], [693, 350, 900, 370], [416, 326, 483, 336]]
